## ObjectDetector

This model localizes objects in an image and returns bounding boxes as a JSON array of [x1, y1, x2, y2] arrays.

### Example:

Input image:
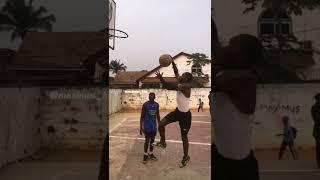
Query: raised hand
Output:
[[155, 70, 163, 79]]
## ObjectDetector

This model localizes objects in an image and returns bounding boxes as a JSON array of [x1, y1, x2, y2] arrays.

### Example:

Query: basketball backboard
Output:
[[108, 0, 128, 50], [108, 0, 116, 50]]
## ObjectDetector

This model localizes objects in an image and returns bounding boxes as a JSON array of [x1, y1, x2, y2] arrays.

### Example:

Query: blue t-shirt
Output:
[[143, 101, 159, 134]]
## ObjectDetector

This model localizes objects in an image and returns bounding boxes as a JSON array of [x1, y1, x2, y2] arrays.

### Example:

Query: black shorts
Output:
[[164, 108, 192, 136], [212, 144, 259, 180]]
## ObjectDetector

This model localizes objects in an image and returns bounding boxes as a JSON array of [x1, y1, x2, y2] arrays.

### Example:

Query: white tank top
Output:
[[211, 92, 254, 160], [177, 91, 190, 112]]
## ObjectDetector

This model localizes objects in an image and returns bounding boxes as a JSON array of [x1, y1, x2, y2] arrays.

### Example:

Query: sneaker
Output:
[[142, 154, 149, 164], [152, 141, 167, 148], [149, 153, 157, 160], [179, 155, 190, 168]]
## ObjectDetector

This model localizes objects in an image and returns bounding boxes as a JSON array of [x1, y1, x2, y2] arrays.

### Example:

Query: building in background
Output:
[[213, 0, 320, 81], [0, 32, 107, 86], [111, 52, 211, 89]]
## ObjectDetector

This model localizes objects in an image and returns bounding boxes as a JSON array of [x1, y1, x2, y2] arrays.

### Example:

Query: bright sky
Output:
[[109, 0, 211, 71]]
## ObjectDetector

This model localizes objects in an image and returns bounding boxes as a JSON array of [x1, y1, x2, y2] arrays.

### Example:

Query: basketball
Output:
[[159, 54, 173, 67]]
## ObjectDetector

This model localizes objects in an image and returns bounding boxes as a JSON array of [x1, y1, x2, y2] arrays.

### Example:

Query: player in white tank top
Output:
[[177, 91, 190, 113], [153, 60, 193, 168], [211, 34, 262, 180]]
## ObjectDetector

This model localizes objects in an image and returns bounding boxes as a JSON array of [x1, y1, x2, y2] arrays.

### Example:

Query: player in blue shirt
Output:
[[140, 92, 160, 164]]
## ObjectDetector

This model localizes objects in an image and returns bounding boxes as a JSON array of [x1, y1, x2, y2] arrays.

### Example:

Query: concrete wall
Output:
[[39, 88, 107, 149], [109, 89, 123, 114], [147, 54, 211, 87], [0, 88, 41, 168], [254, 83, 320, 149], [121, 88, 210, 110]]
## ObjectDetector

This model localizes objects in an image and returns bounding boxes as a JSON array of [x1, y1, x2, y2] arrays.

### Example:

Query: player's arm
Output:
[[140, 103, 146, 135], [156, 106, 160, 124], [155, 70, 178, 90], [172, 61, 180, 79]]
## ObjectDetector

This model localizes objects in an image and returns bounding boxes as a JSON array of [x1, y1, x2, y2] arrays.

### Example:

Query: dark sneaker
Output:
[[179, 155, 190, 168], [142, 154, 149, 164], [149, 153, 157, 160], [152, 141, 167, 148]]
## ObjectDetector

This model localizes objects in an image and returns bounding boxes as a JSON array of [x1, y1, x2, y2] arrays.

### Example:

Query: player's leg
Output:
[[288, 142, 297, 160], [278, 140, 287, 160], [154, 110, 178, 148], [149, 136, 157, 160], [143, 136, 150, 164], [179, 111, 192, 168]]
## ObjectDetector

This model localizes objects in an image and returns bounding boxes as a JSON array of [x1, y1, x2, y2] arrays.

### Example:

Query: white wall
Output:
[[109, 89, 123, 114], [0, 88, 41, 168], [147, 54, 211, 87], [39, 88, 107, 149], [254, 83, 320, 149], [121, 88, 210, 110]]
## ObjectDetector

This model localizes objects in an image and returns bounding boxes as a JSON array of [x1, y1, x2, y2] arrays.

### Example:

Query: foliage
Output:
[[0, 0, 56, 40], [109, 59, 127, 74]]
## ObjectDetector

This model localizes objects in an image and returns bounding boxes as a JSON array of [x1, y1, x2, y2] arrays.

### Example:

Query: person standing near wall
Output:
[[311, 93, 320, 169], [198, 98, 204, 112]]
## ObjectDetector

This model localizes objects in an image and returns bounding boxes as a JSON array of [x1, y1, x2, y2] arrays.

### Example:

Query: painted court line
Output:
[[109, 118, 128, 133], [109, 135, 210, 146], [127, 120, 211, 124], [260, 169, 320, 173]]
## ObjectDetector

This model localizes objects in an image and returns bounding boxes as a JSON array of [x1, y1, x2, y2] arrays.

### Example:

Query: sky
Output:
[[109, 0, 211, 71], [0, 0, 107, 49], [0, 0, 211, 72]]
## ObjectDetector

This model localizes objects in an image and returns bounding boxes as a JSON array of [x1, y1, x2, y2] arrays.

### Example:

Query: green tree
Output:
[[186, 53, 211, 87], [109, 59, 127, 75], [0, 0, 56, 40], [241, 0, 320, 82], [243, 0, 320, 52]]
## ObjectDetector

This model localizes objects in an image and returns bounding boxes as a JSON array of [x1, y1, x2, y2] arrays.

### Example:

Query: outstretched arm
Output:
[[155, 70, 178, 90], [172, 61, 180, 79]]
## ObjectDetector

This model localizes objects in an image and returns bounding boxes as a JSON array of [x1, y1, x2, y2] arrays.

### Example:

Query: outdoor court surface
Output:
[[109, 111, 320, 180], [109, 111, 211, 180]]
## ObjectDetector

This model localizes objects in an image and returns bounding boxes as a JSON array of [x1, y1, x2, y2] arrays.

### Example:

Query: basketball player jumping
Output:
[[154, 60, 193, 168]]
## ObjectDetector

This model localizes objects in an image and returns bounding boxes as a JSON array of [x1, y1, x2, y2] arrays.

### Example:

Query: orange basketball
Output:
[[159, 54, 173, 67]]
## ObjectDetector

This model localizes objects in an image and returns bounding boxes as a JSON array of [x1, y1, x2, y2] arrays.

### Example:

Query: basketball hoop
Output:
[[108, 29, 128, 39]]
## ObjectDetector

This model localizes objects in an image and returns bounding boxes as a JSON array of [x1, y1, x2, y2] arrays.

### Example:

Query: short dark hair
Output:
[[183, 72, 193, 82], [229, 34, 263, 64], [149, 92, 155, 96]]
